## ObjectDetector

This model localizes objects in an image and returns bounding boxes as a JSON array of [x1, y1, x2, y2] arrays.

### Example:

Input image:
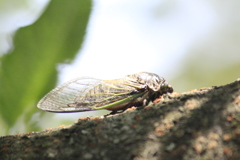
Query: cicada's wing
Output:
[[75, 79, 146, 111], [37, 77, 104, 112], [37, 77, 145, 112]]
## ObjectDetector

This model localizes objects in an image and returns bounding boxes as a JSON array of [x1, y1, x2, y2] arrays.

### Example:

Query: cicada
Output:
[[37, 72, 173, 112]]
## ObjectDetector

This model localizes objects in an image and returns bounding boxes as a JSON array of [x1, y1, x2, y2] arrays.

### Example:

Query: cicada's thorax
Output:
[[124, 72, 174, 102], [125, 72, 165, 91]]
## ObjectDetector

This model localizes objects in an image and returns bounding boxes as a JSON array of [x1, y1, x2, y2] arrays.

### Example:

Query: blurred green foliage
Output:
[[0, 0, 92, 135]]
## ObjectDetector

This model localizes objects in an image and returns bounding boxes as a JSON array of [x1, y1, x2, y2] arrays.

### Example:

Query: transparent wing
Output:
[[37, 77, 143, 112], [37, 77, 103, 112]]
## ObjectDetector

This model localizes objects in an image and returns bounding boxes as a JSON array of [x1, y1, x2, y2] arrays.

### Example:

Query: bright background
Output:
[[0, 0, 239, 136]]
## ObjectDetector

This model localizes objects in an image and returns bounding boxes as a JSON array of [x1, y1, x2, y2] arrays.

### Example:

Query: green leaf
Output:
[[0, 0, 92, 135]]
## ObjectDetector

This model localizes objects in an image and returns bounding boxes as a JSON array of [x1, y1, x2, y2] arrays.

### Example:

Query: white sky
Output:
[[58, 0, 218, 84], [0, 0, 49, 54]]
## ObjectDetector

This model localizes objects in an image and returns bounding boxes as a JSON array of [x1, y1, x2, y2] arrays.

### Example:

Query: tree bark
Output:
[[1, 79, 240, 160]]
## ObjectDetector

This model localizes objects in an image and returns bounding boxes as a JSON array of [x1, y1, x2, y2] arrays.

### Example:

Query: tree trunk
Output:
[[1, 79, 240, 160]]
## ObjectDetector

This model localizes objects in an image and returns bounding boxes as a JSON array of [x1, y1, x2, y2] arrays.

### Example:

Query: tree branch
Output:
[[1, 79, 240, 160]]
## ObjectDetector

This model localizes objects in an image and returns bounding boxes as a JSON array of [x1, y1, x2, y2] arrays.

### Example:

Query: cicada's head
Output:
[[159, 82, 173, 94], [132, 72, 173, 94]]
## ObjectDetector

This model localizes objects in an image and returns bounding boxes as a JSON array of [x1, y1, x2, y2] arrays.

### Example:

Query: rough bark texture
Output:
[[1, 79, 240, 160]]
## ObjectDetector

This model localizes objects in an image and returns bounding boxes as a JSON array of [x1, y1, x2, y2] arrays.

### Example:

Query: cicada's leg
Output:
[[143, 99, 148, 106], [105, 109, 126, 116], [104, 110, 115, 116]]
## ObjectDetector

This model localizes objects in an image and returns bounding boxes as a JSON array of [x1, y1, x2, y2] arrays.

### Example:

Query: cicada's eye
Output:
[[160, 83, 174, 94], [167, 84, 174, 93]]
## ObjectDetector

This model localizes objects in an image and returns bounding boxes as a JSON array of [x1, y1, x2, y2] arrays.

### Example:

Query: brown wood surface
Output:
[[1, 79, 240, 160]]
